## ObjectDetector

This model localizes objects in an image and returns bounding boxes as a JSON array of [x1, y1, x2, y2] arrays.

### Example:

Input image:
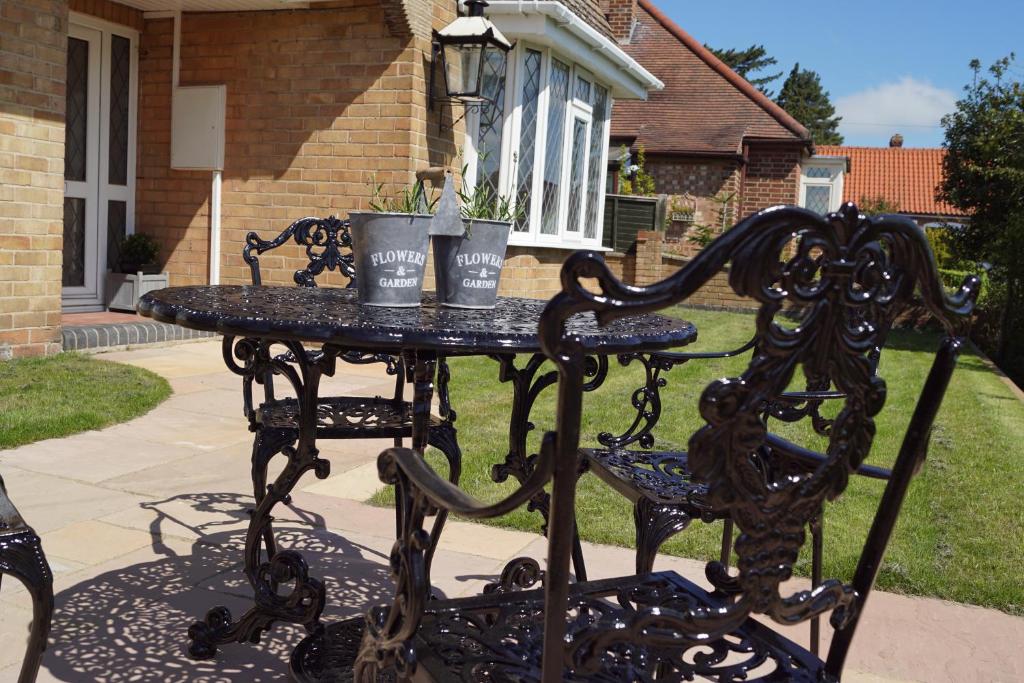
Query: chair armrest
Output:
[[642, 335, 757, 366], [377, 433, 556, 519], [763, 433, 891, 480]]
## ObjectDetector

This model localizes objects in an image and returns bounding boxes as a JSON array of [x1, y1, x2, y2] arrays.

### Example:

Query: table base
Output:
[[290, 618, 388, 683]]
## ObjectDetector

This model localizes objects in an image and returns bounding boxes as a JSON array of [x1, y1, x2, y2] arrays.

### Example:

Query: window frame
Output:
[[799, 157, 846, 215], [462, 42, 611, 250]]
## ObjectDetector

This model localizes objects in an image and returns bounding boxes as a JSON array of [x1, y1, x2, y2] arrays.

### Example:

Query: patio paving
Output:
[[0, 339, 1021, 682]]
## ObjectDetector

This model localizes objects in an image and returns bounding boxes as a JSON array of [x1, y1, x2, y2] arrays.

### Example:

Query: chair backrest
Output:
[[537, 203, 980, 680], [243, 215, 355, 287]]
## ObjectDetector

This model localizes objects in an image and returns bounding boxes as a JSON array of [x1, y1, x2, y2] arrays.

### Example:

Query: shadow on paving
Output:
[[42, 493, 398, 682]]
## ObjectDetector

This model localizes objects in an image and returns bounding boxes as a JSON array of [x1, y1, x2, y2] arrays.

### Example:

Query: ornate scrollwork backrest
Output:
[[539, 203, 980, 675], [243, 215, 355, 287]]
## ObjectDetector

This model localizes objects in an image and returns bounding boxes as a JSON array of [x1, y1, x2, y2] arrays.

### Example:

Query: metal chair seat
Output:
[[582, 447, 710, 509], [292, 571, 824, 682], [257, 395, 447, 438]]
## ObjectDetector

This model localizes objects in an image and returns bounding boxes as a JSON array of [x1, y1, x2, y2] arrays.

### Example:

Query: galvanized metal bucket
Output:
[[349, 211, 432, 307], [432, 219, 511, 309]]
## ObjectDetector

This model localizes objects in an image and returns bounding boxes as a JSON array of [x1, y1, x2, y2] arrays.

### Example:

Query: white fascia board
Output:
[[484, 1, 663, 100]]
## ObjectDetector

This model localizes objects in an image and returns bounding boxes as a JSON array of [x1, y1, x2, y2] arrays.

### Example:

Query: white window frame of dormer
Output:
[[799, 156, 846, 215], [462, 42, 611, 250]]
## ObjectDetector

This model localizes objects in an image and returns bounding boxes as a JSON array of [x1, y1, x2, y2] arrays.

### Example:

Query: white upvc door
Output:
[[62, 23, 103, 309], [62, 16, 138, 312]]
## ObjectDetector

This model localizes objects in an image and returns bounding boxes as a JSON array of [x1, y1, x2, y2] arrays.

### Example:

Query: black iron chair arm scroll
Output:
[[641, 335, 758, 365], [377, 433, 557, 520], [763, 433, 891, 481]]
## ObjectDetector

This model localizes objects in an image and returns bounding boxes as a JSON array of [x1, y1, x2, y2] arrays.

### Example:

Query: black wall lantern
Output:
[[430, 0, 513, 110]]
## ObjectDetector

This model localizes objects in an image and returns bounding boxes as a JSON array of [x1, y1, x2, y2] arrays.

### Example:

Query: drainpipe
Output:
[[168, 9, 221, 284]]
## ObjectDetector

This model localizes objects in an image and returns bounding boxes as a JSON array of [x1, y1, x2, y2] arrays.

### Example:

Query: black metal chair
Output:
[[586, 329, 887, 653], [354, 203, 980, 681], [0, 474, 53, 683], [236, 216, 462, 555]]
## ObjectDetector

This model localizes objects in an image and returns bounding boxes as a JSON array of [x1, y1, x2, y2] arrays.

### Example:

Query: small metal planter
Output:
[[432, 219, 511, 309], [349, 211, 432, 307]]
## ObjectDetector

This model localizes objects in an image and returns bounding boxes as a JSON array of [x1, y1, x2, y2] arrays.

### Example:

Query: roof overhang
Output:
[[119, 1, 328, 12], [483, 1, 664, 100]]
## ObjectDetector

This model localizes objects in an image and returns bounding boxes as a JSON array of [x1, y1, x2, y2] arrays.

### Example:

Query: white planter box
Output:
[[105, 271, 169, 312]]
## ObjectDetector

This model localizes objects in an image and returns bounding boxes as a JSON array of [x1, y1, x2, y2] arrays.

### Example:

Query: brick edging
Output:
[[62, 322, 215, 352]]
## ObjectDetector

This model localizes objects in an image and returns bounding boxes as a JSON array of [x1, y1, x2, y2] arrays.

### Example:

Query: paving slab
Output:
[[0, 338, 1020, 682]]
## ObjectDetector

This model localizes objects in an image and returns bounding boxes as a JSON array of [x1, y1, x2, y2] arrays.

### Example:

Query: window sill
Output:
[[507, 236, 612, 252]]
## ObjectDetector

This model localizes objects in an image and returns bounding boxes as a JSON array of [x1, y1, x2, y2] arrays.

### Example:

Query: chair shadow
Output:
[[42, 492, 398, 682]]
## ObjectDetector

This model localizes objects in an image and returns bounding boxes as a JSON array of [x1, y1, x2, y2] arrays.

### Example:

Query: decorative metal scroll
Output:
[[243, 215, 355, 287]]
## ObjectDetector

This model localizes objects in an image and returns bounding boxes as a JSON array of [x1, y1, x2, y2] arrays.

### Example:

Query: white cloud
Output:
[[834, 77, 957, 146]]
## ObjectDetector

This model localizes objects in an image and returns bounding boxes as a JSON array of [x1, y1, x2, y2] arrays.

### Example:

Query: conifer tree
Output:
[[775, 63, 844, 145], [706, 44, 782, 97]]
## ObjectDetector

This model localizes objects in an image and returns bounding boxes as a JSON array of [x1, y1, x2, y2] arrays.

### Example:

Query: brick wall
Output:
[[136, 0, 458, 288], [740, 143, 802, 218], [646, 155, 742, 257], [601, 0, 637, 42], [0, 0, 68, 358]]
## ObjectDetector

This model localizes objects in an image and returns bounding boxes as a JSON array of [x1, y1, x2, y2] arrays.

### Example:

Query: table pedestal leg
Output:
[[189, 341, 332, 659]]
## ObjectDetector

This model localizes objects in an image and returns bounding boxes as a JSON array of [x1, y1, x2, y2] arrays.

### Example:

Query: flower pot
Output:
[[432, 219, 511, 309], [349, 211, 432, 307]]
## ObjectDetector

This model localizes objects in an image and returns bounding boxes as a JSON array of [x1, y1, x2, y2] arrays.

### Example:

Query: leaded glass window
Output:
[[514, 49, 542, 233], [584, 85, 609, 238], [66, 37, 89, 182], [575, 75, 591, 103], [540, 59, 570, 235], [804, 165, 834, 179], [565, 118, 588, 233], [108, 35, 131, 186], [474, 48, 507, 203], [804, 185, 832, 214]]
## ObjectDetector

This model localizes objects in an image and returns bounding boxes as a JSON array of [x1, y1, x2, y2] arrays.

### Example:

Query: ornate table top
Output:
[[138, 286, 696, 354]]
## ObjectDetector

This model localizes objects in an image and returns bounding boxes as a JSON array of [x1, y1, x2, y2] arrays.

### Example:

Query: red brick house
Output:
[[602, 0, 814, 257], [815, 142, 969, 227], [0, 0, 661, 358]]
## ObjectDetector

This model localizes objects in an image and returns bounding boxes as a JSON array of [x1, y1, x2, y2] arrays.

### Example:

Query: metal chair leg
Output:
[[633, 497, 694, 574], [719, 517, 734, 567], [810, 513, 823, 656], [0, 529, 54, 683]]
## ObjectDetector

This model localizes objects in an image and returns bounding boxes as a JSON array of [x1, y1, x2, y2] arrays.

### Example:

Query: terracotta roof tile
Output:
[[816, 146, 967, 217], [610, 0, 809, 156]]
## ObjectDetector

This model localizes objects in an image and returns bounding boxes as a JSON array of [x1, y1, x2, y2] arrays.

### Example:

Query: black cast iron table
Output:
[[137, 285, 697, 665]]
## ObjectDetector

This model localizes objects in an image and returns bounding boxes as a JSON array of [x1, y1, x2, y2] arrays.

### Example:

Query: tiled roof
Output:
[[815, 146, 967, 217], [558, 0, 614, 39], [610, 0, 809, 156]]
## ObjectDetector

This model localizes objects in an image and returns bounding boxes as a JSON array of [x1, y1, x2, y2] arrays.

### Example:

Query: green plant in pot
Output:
[[431, 171, 522, 309], [348, 178, 438, 307], [117, 233, 161, 274]]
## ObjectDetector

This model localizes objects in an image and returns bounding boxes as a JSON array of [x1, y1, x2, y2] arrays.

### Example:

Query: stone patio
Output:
[[1, 339, 1021, 682]]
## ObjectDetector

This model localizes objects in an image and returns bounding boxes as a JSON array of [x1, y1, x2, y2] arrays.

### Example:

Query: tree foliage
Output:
[[706, 43, 782, 97], [939, 54, 1024, 370], [775, 63, 844, 145], [619, 145, 656, 196]]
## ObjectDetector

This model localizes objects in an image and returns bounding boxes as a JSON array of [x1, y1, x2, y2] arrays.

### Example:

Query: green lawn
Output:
[[0, 353, 171, 449], [372, 307, 1024, 615]]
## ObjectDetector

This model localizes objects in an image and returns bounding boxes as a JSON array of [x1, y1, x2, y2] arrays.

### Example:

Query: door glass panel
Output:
[[540, 59, 570, 235], [565, 118, 587, 234], [514, 49, 542, 233], [63, 197, 86, 286], [65, 37, 89, 182], [107, 200, 127, 271], [585, 85, 609, 238], [474, 47, 507, 202], [108, 35, 131, 186]]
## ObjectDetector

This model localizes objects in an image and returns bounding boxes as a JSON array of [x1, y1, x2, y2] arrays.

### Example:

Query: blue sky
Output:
[[662, 0, 1024, 147]]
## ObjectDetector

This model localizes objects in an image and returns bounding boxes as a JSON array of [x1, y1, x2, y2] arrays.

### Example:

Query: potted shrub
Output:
[[105, 233, 169, 312], [432, 178, 520, 309], [348, 180, 435, 307]]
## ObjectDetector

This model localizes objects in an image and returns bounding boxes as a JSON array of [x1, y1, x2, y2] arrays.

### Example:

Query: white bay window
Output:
[[463, 44, 613, 248]]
